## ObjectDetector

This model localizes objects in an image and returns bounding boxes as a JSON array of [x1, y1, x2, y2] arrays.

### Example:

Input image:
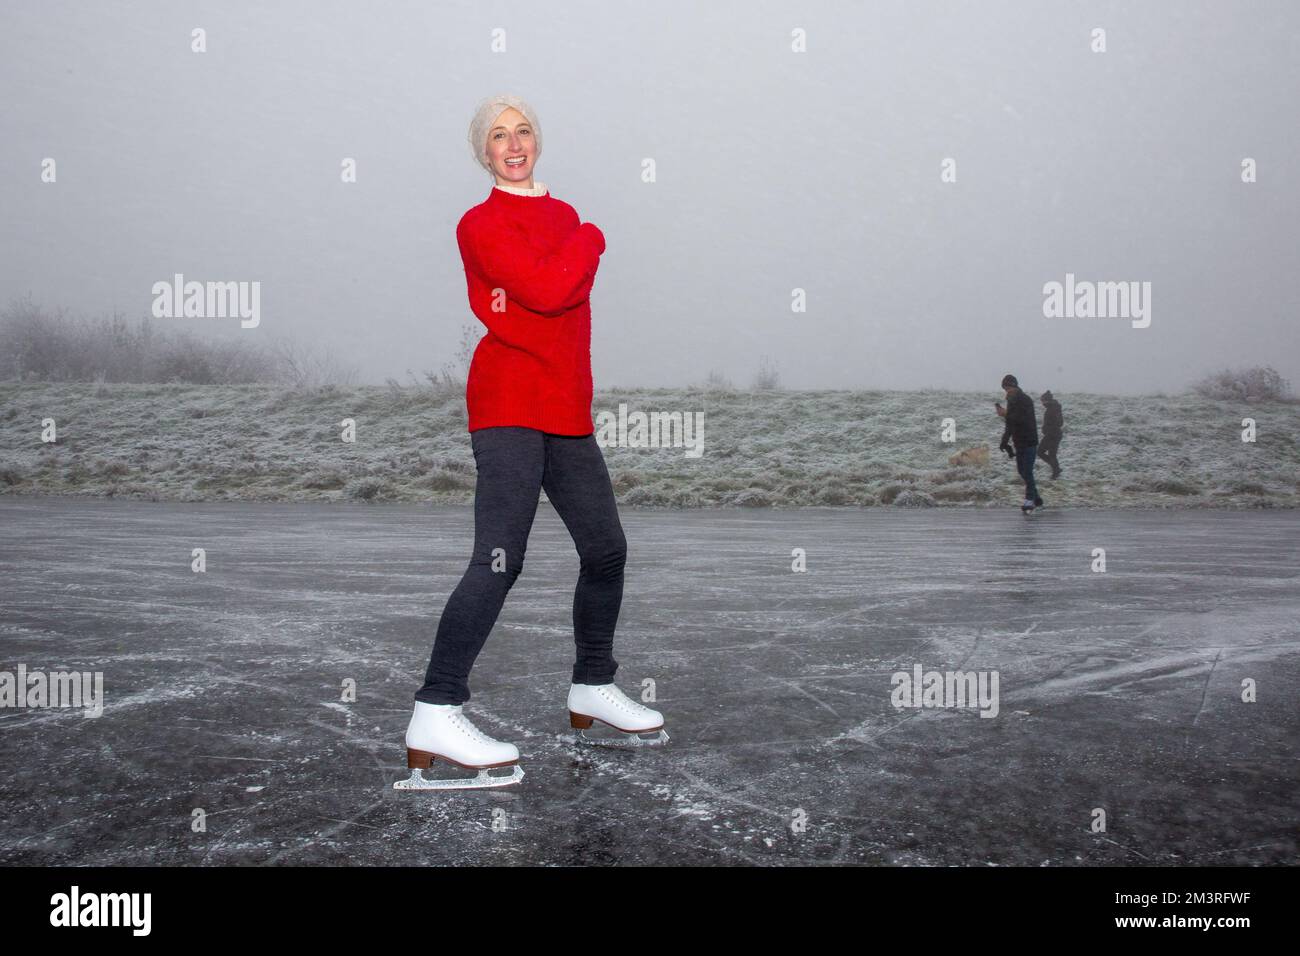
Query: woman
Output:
[[397, 95, 666, 791]]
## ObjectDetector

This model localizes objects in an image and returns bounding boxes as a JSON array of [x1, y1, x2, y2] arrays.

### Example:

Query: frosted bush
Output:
[[893, 489, 936, 507], [1192, 366, 1292, 401], [344, 477, 388, 500]]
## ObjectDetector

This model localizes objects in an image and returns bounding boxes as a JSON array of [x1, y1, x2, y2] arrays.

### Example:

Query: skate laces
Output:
[[450, 710, 495, 744], [598, 684, 645, 714]]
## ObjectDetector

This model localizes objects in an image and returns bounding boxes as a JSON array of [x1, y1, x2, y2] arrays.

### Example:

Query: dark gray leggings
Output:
[[416, 426, 626, 705]]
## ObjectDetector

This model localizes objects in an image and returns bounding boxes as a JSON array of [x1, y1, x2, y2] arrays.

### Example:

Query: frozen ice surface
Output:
[[0, 497, 1296, 865]]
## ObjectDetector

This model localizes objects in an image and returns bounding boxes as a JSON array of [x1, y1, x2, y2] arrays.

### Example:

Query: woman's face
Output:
[[485, 107, 537, 186]]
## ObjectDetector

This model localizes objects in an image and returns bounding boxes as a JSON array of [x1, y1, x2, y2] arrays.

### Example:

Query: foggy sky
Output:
[[2, 0, 1298, 395]]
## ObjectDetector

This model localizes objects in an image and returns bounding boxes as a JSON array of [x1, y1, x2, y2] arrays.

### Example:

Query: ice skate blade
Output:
[[393, 765, 524, 791], [573, 728, 670, 749]]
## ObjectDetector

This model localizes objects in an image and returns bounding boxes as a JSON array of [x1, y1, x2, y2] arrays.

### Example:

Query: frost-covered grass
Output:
[[1, 383, 1296, 508]]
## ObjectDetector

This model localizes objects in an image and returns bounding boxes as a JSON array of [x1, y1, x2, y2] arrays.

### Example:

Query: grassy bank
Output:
[[1, 383, 1296, 508]]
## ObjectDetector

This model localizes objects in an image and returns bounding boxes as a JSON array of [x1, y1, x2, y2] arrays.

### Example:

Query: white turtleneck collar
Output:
[[492, 180, 549, 197]]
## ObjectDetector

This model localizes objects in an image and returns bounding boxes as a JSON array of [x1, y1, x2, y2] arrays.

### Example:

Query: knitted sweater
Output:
[[455, 181, 606, 434]]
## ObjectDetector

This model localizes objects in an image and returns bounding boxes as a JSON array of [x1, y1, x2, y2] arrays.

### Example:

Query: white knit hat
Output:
[[467, 94, 543, 175]]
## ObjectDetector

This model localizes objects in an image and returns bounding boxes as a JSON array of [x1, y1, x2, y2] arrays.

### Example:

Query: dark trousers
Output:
[[416, 426, 625, 705], [1015, 442, 1040, 502], [1037, 435, 1061, 475]]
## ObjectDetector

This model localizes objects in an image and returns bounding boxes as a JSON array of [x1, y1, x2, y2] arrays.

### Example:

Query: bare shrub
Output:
[[436, 323, 481, 392], [267, 333, 360, 389], [1191, 365, 1292, 402], [702, 368, 735, 391], [751, 355, 781, 391], [0, 296, 358, 386]]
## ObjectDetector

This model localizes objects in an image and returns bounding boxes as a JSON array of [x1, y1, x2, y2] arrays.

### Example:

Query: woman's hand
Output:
[[580, 222, 606, 256]]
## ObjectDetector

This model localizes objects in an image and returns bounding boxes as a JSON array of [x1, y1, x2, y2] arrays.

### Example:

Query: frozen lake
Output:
[[1, 497, 1296, 865]]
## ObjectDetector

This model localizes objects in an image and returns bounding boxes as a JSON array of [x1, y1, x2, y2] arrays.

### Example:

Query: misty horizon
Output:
[[3, 0, 1297, 397]]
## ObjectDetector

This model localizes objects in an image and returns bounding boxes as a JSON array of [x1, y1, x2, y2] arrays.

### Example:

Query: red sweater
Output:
[[456, 185, 606, 434]]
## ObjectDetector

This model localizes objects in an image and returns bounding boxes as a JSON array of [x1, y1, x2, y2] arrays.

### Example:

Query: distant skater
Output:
[[1037, 390, 1063, 479], [396, 94, 667, 792], [996, 373, 1042, 513]]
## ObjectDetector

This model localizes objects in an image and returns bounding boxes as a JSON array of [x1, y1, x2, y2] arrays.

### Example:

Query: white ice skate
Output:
[[567, 682, 669, 748], [393, 702, 524, 791]]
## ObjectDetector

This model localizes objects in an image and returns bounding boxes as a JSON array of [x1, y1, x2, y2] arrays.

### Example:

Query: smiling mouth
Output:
[[505, 157, 526, 166]]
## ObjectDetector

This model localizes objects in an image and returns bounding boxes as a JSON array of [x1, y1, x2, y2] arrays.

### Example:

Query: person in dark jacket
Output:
[[995, 373, 1041, 512], [1037, 390, 1064, 479]]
